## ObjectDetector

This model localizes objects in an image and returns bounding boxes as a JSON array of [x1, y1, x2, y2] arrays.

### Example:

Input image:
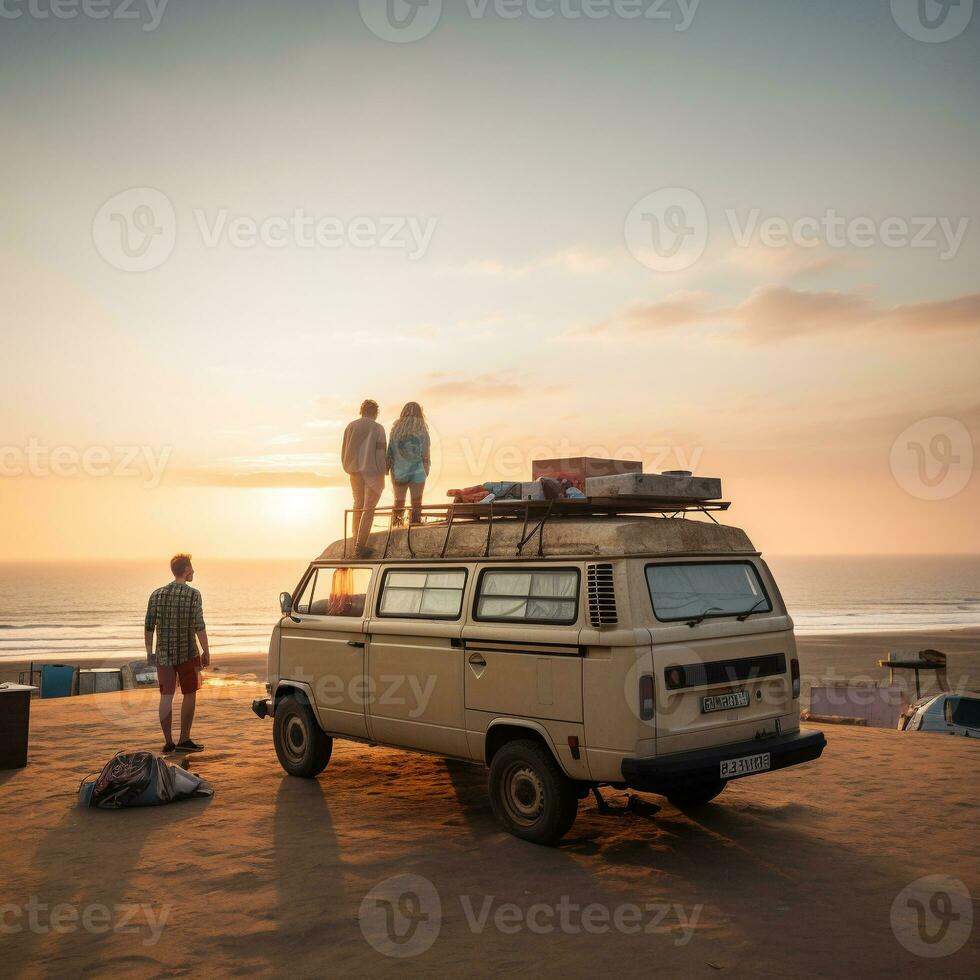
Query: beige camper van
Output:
[[253, 496, 825, 845]]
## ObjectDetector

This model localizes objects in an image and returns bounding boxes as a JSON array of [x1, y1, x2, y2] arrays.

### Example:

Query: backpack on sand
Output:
[[79, 751, 213, 809]]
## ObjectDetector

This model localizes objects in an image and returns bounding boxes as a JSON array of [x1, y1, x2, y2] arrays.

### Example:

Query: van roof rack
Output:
[[343, 497, 731, 560]]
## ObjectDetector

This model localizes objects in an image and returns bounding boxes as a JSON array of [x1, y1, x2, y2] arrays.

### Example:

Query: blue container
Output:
[[40, 665, 77, 699]]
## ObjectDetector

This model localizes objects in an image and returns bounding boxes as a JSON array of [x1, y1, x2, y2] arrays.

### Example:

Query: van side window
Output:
[[378, 569, 467, 620], [475, 569, 579, 624], [305, 567, 372, 618]]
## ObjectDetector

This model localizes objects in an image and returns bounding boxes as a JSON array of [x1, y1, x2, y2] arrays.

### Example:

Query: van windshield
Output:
[[646, 562, 772, 623]]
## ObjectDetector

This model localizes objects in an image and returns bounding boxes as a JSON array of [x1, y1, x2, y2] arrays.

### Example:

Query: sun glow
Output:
[[263, 489, 322, 526]]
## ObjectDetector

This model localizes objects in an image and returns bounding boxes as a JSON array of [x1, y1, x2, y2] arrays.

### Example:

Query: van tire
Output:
[[273, 695, 333, 778], [488, 739, 578, 845], [666, 779, 726, 808]]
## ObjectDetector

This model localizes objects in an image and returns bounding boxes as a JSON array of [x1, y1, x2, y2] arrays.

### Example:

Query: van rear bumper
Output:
[[621, 729, 826, 793]]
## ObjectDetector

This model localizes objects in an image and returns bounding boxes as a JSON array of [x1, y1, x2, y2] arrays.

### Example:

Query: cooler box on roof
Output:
[[586, 472, 723, 501]]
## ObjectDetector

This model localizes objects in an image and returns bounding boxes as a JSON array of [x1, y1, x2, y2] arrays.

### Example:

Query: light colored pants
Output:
[[350, 473, 385, 552], [393, 480, 425, 526]]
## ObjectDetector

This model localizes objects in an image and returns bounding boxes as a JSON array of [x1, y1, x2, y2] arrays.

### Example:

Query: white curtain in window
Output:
[[482, 573, 532, 597], [380, 588, 424, 615]]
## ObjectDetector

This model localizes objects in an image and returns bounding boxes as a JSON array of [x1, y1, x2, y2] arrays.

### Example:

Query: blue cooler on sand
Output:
[[40, 665, 77, 698]]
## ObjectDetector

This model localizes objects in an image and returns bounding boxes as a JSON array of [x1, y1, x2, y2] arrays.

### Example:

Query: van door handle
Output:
[[468, 653, 486, 667], [348, 640, 366, 648]]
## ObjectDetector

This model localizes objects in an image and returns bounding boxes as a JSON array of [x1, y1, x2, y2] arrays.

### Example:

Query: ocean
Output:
[[0, 555, 978, 661]]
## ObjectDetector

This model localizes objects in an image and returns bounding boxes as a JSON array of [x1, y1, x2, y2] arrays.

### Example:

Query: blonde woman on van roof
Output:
[[387, 402, 431, 526]]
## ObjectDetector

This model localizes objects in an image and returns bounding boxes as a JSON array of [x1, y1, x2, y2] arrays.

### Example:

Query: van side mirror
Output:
[[280, 592, 293, 616]]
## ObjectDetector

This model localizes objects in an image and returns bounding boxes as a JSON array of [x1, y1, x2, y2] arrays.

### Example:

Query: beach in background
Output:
[[2, 556, 978, 701]]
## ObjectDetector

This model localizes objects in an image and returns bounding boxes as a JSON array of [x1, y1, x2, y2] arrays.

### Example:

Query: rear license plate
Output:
[[720, 752, 771, 779], [702, 689, 750, 714]]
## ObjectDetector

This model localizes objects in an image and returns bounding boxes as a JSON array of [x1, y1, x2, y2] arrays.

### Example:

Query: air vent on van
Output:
[[587, 563, 618, 628]]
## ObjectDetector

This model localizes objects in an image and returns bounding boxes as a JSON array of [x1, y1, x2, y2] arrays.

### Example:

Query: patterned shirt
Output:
[[145, 582, 206, 667]]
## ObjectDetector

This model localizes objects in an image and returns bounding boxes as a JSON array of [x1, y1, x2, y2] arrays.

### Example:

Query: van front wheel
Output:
[[273, 695, 333, 778], [488, 740, 578, 845], [666, 779, 726, 809]]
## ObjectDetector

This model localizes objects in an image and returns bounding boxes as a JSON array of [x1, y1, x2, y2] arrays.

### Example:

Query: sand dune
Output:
[[1, 680, 977, 979]]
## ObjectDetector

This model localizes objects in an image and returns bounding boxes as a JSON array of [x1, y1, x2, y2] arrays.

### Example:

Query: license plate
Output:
[[720, 752, 771, 779], [702, 689, 750, 714]]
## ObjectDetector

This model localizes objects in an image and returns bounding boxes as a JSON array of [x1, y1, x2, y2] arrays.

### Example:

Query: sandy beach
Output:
[[4, 627, 979, 706], [1, 677, 977, 979]]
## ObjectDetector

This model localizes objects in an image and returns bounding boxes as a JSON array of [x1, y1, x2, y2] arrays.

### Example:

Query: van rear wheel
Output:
[[488, 739, 578, 845], [667, 779, 726, 808], [273, 694, 333, 778]]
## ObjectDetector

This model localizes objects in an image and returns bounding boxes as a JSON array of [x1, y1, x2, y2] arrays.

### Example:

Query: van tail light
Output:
[[639, 675, 655, 721], [791, 658, 801, 699]]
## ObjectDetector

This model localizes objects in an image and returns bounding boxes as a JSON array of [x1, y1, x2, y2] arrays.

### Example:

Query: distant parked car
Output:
[[898, 692, 980, 737]]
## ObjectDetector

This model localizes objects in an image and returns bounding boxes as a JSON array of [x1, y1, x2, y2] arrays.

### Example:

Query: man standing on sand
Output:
[[342, 399, 388, 557], [145, 553, 210, 754]]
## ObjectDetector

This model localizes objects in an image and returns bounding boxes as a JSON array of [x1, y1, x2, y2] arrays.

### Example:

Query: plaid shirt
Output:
[[145, 582, 206, 667]]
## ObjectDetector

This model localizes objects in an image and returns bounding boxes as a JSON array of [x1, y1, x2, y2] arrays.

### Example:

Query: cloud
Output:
[[420, 372, 528, 404], [882, 293, 980, 333], [174, 453, 344, 489], [579, 291, 711, 336], [449, 246, 618, 278], [181, 470, 345, 489], [724, 243, 845, 280], [582, 288, 980, 343]]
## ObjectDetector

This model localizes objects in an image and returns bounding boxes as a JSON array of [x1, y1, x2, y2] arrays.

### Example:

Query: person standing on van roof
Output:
[[144, 553, 210, 754], [387, 402, 431, 527], [342, 399, 388, 557]]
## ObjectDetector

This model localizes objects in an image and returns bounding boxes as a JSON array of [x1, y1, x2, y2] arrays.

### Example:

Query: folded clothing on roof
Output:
[[449, 477, 586, 504]]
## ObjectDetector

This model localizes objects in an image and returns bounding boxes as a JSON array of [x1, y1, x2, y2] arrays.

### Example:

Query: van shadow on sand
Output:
[[430, 756, 970, 976]]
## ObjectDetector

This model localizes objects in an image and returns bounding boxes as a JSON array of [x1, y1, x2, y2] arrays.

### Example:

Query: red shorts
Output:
[[157, 657, 203, 696]]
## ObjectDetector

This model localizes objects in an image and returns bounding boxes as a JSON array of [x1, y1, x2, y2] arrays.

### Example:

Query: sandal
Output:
[[175, 739, 204, 753]]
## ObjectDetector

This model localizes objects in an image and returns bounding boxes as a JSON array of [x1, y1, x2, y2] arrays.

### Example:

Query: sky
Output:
[[1, 0, 978, 559]]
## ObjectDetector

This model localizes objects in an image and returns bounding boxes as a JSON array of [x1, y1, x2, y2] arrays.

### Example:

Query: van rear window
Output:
[[646, 562, 771, 623], [475, 569, 579, 624]]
